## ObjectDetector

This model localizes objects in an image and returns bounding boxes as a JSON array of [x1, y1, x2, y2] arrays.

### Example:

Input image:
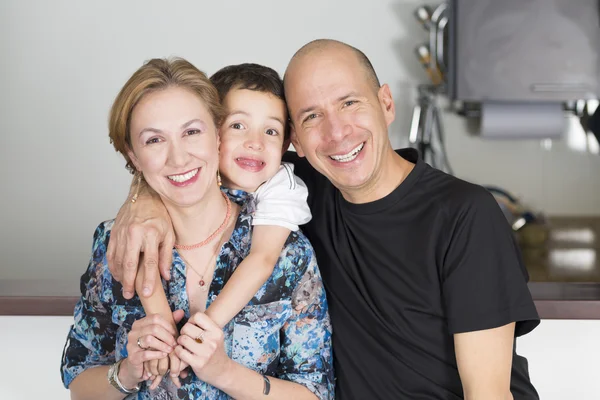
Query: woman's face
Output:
[[128, 86, 220, 209]]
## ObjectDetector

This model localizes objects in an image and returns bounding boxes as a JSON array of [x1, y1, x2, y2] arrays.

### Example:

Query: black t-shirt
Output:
[[285, 148, 540, 400]]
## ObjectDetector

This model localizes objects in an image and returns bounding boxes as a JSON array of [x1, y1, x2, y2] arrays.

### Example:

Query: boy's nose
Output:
[[244, 132, 264, 151]]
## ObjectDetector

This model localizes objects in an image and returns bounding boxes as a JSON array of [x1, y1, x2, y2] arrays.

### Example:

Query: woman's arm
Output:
[[62, 221, 178, 399], [175, 313, 318, 400], [175, 242, 334, 400]]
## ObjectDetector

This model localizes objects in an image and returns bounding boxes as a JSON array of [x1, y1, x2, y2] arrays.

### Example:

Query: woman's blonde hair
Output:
[[109, 57, 225, 173]]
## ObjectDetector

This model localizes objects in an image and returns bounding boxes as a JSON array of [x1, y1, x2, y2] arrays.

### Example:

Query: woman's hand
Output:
[[174, 312, 233, 388], [107, 186, 175, 299], [121, 310, 183, 389]]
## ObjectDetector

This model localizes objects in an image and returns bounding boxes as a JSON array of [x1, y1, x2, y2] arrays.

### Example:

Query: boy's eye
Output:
[[231, 123, 244, 130], [265, 128, 279, 136]]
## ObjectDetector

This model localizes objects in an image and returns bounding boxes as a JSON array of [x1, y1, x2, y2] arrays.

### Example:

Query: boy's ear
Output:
[[289, 126, 305, 157]]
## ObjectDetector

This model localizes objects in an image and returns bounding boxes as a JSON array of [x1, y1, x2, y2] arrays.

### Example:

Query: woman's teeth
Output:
[[330, 143, 364, 162], [168, 168, 199, 183]]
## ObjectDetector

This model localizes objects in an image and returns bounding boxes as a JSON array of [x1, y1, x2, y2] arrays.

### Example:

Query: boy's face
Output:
[[218, 88, 287, 192]]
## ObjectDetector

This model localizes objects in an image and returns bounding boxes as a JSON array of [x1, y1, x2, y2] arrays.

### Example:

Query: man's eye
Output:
[[265, 128, 279, 136], [344, 100, 357, 107], [304, 113, 318, 122], [231, 123, 244, 130]]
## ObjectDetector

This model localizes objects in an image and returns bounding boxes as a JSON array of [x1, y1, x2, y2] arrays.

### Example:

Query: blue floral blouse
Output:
[[60, 190, 334, 399]]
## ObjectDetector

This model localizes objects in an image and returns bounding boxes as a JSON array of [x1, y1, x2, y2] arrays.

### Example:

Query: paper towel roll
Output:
[[481, 101, 565, 139]]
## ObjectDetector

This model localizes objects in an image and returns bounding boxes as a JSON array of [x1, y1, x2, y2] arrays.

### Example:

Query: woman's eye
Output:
[[265, 128, 279, 136], [146, 137, 161, 145], [231, 123, 244, 130], [186, 129, 200, 136]]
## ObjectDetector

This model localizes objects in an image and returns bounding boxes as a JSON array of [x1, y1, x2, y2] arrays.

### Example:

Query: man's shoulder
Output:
[[417, 165, 497, 217]]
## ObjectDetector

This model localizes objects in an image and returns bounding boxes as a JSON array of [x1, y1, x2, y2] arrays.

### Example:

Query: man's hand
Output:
[[107, 187, 174, 299]]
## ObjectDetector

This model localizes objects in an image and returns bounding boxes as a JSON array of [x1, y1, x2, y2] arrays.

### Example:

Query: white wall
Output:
[[1, 0, 599, 283], [0, 316, 597, 399], [1, 1, 600, 396]]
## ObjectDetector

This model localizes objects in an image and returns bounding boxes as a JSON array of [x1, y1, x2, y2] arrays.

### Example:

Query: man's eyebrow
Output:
[[337, 92, 361, 102], [296, 105, 318, 121]]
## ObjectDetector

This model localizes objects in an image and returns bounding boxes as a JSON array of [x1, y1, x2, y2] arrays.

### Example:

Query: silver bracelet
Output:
[[108, 359, 141, 394]]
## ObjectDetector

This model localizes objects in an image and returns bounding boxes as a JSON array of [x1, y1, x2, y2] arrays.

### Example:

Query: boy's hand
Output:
[[107, 190, 174, 299]]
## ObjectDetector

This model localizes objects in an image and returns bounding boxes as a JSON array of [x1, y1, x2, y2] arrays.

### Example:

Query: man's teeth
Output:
[[330, 143, 364, 162], [168, 168, 199, 183]]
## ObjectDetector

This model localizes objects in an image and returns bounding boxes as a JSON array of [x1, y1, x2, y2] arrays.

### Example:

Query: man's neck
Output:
[[340, 148, 414, 204]]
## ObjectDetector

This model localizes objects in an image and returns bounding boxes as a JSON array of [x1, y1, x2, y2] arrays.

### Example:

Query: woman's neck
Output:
[[165, 186, 230, 247]]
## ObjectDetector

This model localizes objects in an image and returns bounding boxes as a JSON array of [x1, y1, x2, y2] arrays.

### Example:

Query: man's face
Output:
[[286, 49, 395, 198]]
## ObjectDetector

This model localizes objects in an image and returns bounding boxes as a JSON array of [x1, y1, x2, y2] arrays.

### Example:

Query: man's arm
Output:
[[106, 177, 174, 299], [454, 323, 516, 400]]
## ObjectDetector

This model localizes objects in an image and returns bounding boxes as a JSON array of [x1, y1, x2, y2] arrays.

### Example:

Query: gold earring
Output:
[[217, 170, 222, 187], [131, 172, 142, 203]]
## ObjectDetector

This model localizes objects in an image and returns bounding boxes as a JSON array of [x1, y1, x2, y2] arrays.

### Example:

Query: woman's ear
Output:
[[126, 145, 142, 172]]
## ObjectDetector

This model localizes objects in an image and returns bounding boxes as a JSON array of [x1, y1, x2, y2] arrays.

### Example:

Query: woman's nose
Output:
[[168, 141, 191, 166]]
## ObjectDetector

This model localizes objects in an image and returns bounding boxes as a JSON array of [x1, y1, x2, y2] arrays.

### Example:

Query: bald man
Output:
[[109, 40, 540, 399]]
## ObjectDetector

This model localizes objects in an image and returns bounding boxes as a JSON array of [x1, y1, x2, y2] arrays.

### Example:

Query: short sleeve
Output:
[[277, 246, 335, 400], [253, 163, 312, 231], [441, 188, 540, 337], [60, 221, 119, 388]]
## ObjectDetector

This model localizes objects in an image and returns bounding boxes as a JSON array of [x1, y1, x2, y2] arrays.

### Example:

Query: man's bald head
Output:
[[284, 39, 381, 93]]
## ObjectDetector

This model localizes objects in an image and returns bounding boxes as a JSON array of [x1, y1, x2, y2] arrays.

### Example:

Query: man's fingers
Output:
[[106, 236, 118, 279], [141, 231, 160, 298], [159, 229, 175, 281], [121, 226, 144, 298]]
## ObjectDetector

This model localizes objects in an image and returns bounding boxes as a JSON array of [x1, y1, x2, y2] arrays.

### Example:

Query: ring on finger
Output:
[[137, 336, 149, 350], [194, 331, 205, 344]]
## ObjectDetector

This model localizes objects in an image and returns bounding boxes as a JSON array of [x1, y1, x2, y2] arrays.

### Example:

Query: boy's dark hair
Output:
[[210, 63, 290, 140]]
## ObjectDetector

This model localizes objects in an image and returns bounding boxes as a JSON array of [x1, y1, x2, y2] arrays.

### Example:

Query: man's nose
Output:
[[322, 112, 351, 141]]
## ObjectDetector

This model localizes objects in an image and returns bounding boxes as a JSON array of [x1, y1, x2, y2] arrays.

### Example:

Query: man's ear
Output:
[[378, 83, 396, 127], [289, 125, 305, 157]]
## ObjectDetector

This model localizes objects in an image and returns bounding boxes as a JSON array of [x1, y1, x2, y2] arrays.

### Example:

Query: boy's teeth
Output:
[[168, 168, 199, 183], [330, 143, 364, 162]]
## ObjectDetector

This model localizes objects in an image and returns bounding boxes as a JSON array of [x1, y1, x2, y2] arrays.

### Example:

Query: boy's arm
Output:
[[135, 254, 188, 389], [205, 225, 290, 328]]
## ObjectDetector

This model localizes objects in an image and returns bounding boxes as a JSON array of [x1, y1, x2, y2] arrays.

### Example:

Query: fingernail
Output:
[[143, 286, 151, 296], [124, 291, 133, 298]]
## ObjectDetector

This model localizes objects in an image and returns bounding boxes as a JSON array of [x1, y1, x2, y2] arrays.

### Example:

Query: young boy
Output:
[[137, 63, 311, 386]]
